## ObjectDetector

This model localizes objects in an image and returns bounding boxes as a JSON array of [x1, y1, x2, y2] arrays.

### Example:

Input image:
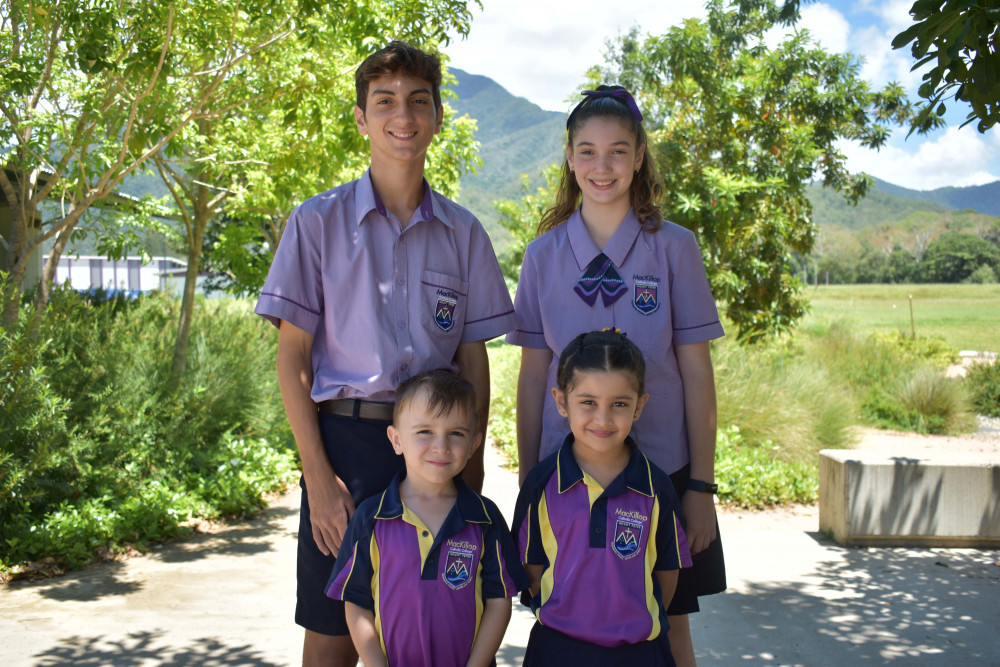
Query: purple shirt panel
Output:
[[327, 476, 528, 666], [255, 170, 514, 403], [512, 439, 690, 647], [506, 209, 724, 473]]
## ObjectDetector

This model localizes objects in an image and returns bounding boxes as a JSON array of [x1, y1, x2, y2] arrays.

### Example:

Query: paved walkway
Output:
[[2, 446, 998, 666]]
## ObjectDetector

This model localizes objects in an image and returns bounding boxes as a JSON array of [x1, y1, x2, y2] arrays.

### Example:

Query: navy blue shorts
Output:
[[523, 623, 675, 666], [295, 411, 405, 636], [667, 464, 727, 616]]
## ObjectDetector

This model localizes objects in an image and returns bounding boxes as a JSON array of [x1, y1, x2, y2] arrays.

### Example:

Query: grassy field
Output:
[[802, 284, 1000, 352]]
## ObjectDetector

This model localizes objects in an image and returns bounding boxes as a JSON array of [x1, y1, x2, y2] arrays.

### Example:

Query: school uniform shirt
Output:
[[326, 474, 529, 666], [513, 436, 693, 648], [507, 208, 724, 474], [255, 169, 515, 403]]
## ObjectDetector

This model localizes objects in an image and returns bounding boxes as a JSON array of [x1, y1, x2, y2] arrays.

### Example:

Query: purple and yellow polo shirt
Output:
[[326, 475, 528, 666], [506, 208, 724, 474], [255, 169, 515, 403], [513, 436, 693, 648]]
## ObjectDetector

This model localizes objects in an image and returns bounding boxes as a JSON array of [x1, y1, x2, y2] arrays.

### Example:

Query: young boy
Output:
[[254, 41, 514, 665], [326, 371, 528, 667]]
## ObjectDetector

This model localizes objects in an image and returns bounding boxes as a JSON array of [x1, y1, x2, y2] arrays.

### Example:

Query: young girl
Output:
[[512, 331, 693, 666], [506, 85, 725, 665]]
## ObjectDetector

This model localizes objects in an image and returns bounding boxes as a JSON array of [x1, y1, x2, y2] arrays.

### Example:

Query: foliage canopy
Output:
[[591, 0, 915, 341]]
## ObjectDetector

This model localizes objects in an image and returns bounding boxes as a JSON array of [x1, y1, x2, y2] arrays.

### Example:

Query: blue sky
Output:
[[443, 0, 1000, 191]]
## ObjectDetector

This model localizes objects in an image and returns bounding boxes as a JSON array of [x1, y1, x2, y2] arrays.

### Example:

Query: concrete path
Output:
[[2, 445, 999, 666]]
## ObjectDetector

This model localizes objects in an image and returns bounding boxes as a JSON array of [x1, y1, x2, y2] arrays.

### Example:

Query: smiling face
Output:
[[566, 116, 645, 214], [553, 369, 648, 462], [387, 387, 481, 490], [355, 73, 443, 168]]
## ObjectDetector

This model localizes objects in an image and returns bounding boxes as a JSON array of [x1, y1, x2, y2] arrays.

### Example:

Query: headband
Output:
[[569, 87, 644, 125]]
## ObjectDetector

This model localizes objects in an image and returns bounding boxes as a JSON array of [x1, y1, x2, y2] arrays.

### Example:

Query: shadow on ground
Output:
[[32, 631, 281, 666], [9, 505, 298, 604], [694, 538, 1000, 665]]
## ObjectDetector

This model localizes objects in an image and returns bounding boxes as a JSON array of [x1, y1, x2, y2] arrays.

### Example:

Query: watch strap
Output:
[[687, 478, 718, 494]]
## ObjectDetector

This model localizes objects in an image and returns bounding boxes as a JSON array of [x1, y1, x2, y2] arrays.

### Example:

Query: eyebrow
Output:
[[370, 88, 433, 99], [575, 140, 633, 147]]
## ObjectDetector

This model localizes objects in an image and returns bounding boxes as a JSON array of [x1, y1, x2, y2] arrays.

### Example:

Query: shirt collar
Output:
[[556, 433, 655, 498], [567, 207, 643, 272], [355, 169, 451, 229], [373, 472, 492, 524]]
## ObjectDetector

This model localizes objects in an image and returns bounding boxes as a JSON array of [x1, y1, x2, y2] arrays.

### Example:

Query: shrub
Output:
[[486, 340, 520, 466], [965, 264, 998, 284], [715, 426, 819, 508], [1, 289, 294, 574], [713, 335, 857, 460], [966, 361, 1000, 417]]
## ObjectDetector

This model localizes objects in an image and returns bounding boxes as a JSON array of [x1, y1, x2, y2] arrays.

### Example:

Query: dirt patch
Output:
[[850, 417, 1000, 456]]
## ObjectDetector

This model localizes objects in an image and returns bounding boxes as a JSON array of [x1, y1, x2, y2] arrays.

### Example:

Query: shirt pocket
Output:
[[421, 270, 469, 337]]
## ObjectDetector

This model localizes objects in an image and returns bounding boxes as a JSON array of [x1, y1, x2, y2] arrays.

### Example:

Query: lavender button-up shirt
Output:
[[255, 170, 514, 403], [507, 208, 724, 474]]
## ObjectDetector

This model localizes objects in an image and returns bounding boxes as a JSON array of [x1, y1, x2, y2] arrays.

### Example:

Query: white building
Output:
[[43, 254, 190, 295]]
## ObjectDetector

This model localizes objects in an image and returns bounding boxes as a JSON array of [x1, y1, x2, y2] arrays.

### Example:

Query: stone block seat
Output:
[[819, 449, 1000, 547]]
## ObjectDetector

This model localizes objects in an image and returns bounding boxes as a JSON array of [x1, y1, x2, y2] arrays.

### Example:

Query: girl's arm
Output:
[[654, 569, 680, 610], [676, 340, 719, 555], [344, 602, 388, 667], [524, 563, 543, 598], [516, 347, 553, 485], [466, 597, 513, 667]]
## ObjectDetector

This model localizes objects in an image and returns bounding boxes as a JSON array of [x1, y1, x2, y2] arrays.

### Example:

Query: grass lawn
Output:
[[802, 284, 1000, 352]]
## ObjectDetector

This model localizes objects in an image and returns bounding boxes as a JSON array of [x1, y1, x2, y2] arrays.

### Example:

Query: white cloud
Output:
[[859, 0, 915, 36], [798, 3, 851, 53], [841, 125, 1000, 190], [444, 0, 707, 111]]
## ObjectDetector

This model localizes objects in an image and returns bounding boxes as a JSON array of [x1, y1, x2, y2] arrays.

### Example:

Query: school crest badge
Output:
[[435, 296, 457, 332], [443, 549, 473, 590], [633, 281, 659, 315], [613, 518, 643, 560]]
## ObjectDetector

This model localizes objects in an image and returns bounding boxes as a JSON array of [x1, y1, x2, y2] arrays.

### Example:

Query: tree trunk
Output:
[[30, 221, 76, 330], [171, 183, 209, 379]]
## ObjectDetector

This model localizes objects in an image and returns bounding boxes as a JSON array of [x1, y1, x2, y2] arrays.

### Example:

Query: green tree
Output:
[[1, 1, 182, 327], [892, 0, 1000, 134], [594, 0, 914, 341], [146, 2, 480, 375], [921, 231, 1000, 281], [494, 165, 561, 282]]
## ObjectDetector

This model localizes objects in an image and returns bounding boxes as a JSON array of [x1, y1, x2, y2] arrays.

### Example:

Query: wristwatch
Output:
[[687, 479, 718, 494]]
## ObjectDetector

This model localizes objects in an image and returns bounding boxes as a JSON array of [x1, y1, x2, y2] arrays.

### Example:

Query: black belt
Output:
[[318, 398, 394, 422]]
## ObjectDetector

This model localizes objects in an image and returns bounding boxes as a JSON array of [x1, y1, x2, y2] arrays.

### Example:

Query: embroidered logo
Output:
[[435, 296, 457, 332], [613, 517, 644, 560], [443, 549, 473, 590], [633, 280, 659, 315]]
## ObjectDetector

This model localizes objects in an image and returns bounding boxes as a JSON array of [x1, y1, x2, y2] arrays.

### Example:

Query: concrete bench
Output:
[[819, 449, 1000, 547]]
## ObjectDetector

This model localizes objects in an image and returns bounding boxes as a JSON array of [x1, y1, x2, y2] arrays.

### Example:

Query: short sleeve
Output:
[[479, 499, 531, 599], [505, 245, 547, 349], [461, 222, 515, 343], [653, 480, 693, 571], [325, 511, 375, 610], [254, 206, 324, 334], [667, 227, 724, 346], [512, 474, 547, 566]]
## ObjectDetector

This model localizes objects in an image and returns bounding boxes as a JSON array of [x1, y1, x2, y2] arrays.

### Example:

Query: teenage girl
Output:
[[513, 330, 692, 666], [506, 85, 725, 666]]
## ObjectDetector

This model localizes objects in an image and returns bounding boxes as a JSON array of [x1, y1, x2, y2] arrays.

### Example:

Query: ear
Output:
[[634, 142, 645, 172], [470, 431, 483, 455], [387, 425, 403, 455], [354, 105, 368, 136], [552, 387, 569, 418], [632, 393, 650, 422], [434, 103, 443, 135], [565, 143, 574, 172]]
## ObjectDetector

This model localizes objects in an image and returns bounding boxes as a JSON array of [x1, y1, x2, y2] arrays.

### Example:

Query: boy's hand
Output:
[[306, 469, 355, 557], [682, 490, 717, 555]]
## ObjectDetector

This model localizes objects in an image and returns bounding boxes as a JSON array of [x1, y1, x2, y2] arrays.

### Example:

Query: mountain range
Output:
[[445, 68, 1000, 254]]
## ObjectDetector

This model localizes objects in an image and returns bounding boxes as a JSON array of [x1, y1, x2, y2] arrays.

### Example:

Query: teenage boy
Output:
[[326, 370, 528, 667], [254, 41, 515, 666]]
